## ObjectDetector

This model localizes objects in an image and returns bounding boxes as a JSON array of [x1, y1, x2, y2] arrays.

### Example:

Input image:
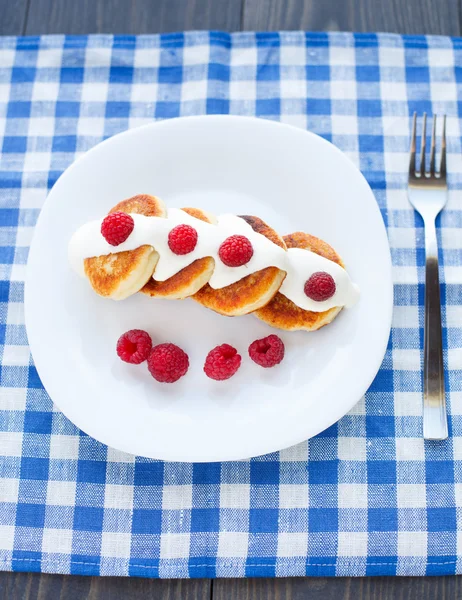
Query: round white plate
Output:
[[25, 116, 392, 462]]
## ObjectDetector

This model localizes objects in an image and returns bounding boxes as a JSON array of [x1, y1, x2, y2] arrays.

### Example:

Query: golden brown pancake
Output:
[[81, 196, 345, 331], [83, 194, 166, 300], [140, 207, 216, 300], [193, 215, 287, 317], [254, 232, 344, 331], [109, 194, 167, 217]]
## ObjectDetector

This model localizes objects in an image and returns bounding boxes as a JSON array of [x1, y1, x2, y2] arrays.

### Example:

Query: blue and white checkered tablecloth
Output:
[[1, 31, 462, 578]]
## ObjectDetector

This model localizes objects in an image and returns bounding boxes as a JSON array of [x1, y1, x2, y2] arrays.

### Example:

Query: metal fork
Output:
[[408, 113, 448, 440]]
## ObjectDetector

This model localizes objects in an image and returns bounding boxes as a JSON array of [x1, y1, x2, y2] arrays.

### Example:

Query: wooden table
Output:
[[1, 1, 462, 598]]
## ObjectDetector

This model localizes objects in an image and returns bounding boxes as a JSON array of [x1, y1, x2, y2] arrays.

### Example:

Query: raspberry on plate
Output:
[[304, 271, 336, 302], [218, 235, 253, 267], [204, 344, 241, 380], [168, 224, 198, 255], [248, 334, 285, 368], [148, 343, 189, 383], [101, 212, 134, 246], [116, 329, 152, 364]]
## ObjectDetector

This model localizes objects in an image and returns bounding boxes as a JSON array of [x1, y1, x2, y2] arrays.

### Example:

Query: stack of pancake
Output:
[[83, 194, 345, 332]]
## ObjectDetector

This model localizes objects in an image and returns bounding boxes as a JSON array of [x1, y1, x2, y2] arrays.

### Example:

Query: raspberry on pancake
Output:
[[193, 215, 287, 317], [83, 194, 166, 300], [139, 207, 216, 300], [254, 232, 344, 331]]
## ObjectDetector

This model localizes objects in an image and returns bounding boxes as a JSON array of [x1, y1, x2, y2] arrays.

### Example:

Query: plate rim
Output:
[[25, 115, 393, 461]]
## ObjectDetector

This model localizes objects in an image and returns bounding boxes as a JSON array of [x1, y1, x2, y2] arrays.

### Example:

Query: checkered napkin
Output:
[[1, 31, 462, 579]]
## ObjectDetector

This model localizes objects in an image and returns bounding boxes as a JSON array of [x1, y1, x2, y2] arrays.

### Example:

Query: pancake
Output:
[[83, 194, 166, 300], [140, 207, 216, 300], [254, 232, 344, 331], [108, 194, 167, 217], [193, 215, 287, 317]]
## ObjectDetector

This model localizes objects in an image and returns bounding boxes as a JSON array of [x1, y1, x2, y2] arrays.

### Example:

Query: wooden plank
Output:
[[242, 0, 461, 36], [0, 572, 212, 600], [0, 0, 29, 35], [213, 575, 462, 600], [238, 1, 462, 599], [9, 2, 461, 600], [6, 0, 237, 598], [237, 2, 462, 600], [24, 0, 242, 35]]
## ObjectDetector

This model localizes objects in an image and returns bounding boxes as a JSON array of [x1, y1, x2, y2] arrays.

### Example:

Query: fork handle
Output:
[[423, 219, 448, 440]]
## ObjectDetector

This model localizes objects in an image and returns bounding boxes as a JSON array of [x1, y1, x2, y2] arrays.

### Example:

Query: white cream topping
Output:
[[68, 208, 359, 312]]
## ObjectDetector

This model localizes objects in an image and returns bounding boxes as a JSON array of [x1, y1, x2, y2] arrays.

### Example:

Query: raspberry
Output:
[[304, 271, 336, 302], [116, 329, 152, 364], [101, 212, 134, 246], [248, 334, 285, 368], [147, 343, 189, 383], [218, 235, 253, 267], [168, 224, 198, 255], [204, 344, 241, 381]]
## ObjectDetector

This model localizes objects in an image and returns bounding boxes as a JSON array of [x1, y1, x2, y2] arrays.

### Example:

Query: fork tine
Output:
[[419, 112, 427, 176], [429, 114, 437, 176], [409, 112, 417, 176], [440, 114, 447, 178]]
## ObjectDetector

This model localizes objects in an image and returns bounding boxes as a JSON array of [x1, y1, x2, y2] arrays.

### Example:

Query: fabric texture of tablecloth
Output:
[[1, 31, 462, 578]]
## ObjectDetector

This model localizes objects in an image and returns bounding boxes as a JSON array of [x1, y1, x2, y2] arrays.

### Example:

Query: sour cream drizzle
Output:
[[68, 208, 359, 312]]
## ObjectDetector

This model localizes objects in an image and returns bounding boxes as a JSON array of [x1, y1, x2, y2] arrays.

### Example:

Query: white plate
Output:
[[25, 116, 392, 462]]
